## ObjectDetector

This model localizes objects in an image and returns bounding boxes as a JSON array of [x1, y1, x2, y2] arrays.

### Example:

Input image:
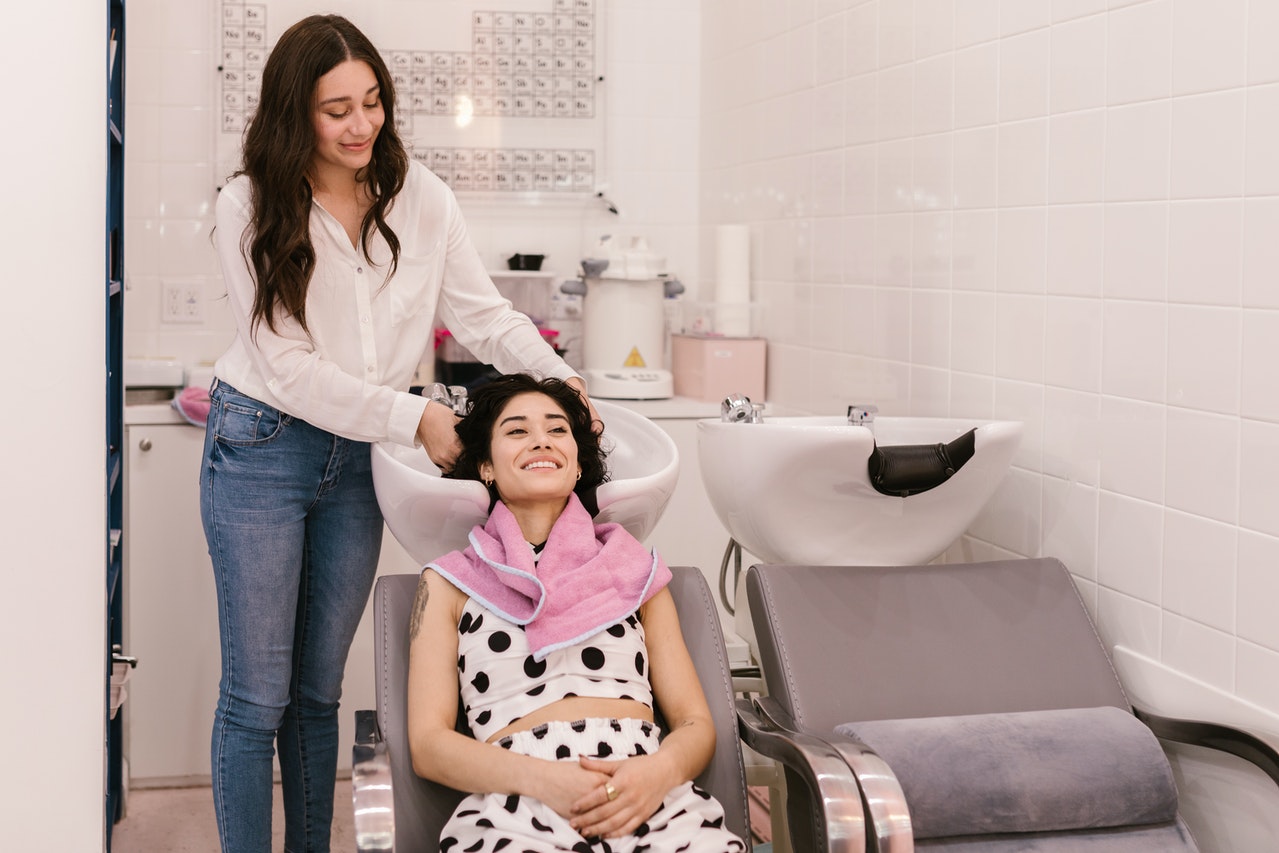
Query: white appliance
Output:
[[577, 236, 675, 400]]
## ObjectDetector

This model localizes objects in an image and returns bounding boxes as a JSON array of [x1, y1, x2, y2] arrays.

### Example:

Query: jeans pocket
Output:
[[212, 390, 289, 446]]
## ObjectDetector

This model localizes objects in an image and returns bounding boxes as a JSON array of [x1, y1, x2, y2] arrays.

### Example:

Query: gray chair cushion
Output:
[[836, 706, 1179, 839]]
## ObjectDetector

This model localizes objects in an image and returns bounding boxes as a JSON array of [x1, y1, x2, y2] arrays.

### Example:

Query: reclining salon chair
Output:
[[352, 566, 871, 852], [738, 558, 1279, 852]]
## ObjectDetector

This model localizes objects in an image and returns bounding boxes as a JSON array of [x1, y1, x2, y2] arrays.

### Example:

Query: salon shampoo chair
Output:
[[738, 558, 1279, 852], [353, 566, 869, 852]]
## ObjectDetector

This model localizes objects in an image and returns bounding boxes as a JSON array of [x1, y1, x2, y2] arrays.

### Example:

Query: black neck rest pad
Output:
[[868, 428, 977, 497]]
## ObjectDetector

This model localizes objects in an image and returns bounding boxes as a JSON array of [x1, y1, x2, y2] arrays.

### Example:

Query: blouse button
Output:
[[366, 365, 374, 373], [356, 266, 364, 274]]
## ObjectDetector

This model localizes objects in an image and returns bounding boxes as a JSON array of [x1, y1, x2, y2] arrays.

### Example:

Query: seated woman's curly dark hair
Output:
[[445, 374, 609, 512]]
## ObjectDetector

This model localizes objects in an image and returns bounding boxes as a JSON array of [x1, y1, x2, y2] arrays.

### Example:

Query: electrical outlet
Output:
[[162, 281, 204, 324]]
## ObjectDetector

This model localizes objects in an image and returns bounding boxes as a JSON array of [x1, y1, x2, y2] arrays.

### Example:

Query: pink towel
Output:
[[172, 385, 211, 428], [430, 493, 671, 660]]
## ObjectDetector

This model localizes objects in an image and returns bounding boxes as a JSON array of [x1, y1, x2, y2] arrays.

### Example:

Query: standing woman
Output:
[[203, 14, 592, 853]]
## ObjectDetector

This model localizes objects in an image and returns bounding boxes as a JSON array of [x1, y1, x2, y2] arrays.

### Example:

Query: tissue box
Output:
[[671, 334, 766, 403]]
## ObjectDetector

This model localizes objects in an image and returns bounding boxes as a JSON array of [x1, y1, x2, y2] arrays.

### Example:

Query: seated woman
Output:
[[407, 374, 747, 853]]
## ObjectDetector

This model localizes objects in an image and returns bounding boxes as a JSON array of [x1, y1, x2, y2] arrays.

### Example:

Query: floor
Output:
[[111, 781, 769, 852], [112, 781, 355, 853]]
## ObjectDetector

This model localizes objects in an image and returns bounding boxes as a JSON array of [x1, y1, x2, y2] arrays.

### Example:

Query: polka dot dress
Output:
[[439, 718, 748, 853]]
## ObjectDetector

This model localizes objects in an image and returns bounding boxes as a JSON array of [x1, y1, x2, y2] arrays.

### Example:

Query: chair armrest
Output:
[[352, 709, 395, 853], [736, 697, 867, 853], [1135, 706, 1279, 791]]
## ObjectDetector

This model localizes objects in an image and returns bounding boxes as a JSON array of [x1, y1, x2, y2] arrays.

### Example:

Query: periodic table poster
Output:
[[217, 0, 604, 197]]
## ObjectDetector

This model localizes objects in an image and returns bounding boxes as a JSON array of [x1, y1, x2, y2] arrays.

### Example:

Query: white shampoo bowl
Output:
[[697, 416, 1023, 566], [373, 399, 679, 565]]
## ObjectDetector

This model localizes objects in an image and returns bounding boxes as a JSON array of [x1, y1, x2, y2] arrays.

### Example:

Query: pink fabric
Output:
[[429, 494, 671, 660], [172, 385, 212, 427]]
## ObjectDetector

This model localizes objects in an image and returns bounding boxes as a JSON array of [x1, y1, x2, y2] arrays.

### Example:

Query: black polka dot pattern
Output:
[[454, 599, 656, 742]]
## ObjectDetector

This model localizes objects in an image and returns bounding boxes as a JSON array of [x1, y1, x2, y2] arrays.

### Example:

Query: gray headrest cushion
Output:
[[836, 706, 1178, 839]]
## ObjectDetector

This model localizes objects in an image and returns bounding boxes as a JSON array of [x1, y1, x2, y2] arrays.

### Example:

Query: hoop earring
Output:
[[576, 470, 582, 481], [483, 477, 494, 487]]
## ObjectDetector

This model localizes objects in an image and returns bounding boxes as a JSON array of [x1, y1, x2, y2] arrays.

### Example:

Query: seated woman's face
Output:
[[480, 392, 581, 507]]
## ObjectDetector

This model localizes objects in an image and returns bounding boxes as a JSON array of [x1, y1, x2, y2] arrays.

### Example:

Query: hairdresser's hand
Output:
[[416, 398, 462, 472], [569, 754, 676, 839], [566, 376, 604, 435]]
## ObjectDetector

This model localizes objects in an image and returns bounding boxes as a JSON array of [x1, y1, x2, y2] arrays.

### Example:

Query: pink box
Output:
[[671, 334, 766, 403]]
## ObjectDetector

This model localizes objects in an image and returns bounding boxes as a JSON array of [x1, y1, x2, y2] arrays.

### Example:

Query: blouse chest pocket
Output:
[[385, 243, 442, 327]]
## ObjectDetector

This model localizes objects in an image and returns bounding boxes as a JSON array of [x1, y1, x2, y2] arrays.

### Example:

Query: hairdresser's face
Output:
[[310, 59, 384, 179], [480, 393, 580, 508]]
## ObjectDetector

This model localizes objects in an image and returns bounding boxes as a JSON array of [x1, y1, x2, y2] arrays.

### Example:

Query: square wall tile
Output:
[[995, 293, 1047, 382], [913, 209, 953, 288], [913, 54, 954, 136], [811, 217, 846, 284], [1103, 202, 1168, 301], [1167, 200, 1242, 307], [998, 119, 1049, 207], [1248, 0, 1279, 84], [1240, 420, 1279, 538], [951, 290, 998, 374], [1170, 0, 1247, 96], [1099, 397, 1165, 503], [1052, 0, 1109, 22], [953, 127, 1000, 209], [873, 287, 912, 362], [955, 0, 1001, 48], [843, 215, 878, 287], [1043, 386, 1102, 485], [1245, 84, 1279, 197], [995, 378, 1046, 470], [952, 209, 999, 290], [1242, 309, 1279, 422], [1001, 0, 1052, 36], [1161, 613, 1234, 692], [970, 465, 1043, 555], [1161, 511, 1237, 634], [809, 283, 847, 350], [1164, 408, 1239, 523], [910, 365, 952, 415], [878, 0, 915, 68], [844, 144, 878, 215], [1243, 199, 1279, 309], [845, 2, 879, 77], [1166, 305, 1241, 414], [815, 12, 846, 84], [814, 82, 846, 150], [1047, 109, 1106, 204], [953, 42, 999, 130], [876, 140, 914, 213], [1104, 101, 1171, 202], [997, 207, 1047, 293], [910, 289, 952, 367], [841, 284, 878, 356], [1046, 204, 1104, 297], [1170, 91, 1245, 200], [913, 135, 954, 212], [915, 0, 956, 59], [999, 29, 1051, 122], [845, 74, 879, 145], [1106, 0, 1172, 106], [1238, 643, 1279, 712], [1044, 296, 1102, 392], [1238, 531, 1279, 652], [1102, 299, 1167, 403], [1050, 13, 1107, 113], [1097, 491, 1163, 603], [1095, 589, 1159, 690], [878, 65, 915, 141], [950, 371, 995, 417], [1042, 478, 1099, 579]]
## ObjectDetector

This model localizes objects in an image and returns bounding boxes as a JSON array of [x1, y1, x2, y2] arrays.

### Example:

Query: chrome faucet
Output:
[[847, 404, 878, 427], [721, 394, 755, 423]]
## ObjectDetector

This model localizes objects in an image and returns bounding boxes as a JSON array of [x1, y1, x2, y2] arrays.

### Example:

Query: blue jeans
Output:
[[200, 381, 383, 853]]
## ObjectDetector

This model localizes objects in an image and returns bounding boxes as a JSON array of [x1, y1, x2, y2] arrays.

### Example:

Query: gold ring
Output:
[[605, 783, 618, 802]]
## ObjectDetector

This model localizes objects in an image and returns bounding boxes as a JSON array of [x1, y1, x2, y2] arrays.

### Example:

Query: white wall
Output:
[[700, 0, 1279, 753], [0, 1, 108, 849]]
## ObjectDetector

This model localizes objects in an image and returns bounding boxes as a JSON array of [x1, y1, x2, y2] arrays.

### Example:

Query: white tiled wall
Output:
[[701, 0, 1279, 722], [123, 0, 701, 372]]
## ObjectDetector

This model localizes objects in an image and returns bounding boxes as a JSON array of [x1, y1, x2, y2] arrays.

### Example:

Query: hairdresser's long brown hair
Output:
[[238, 14, 408, 335]]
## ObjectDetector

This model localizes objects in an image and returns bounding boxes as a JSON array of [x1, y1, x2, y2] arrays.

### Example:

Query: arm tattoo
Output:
[[408, 573, 430, 642]]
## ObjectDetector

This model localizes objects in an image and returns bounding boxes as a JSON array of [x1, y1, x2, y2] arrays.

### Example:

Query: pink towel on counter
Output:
[[172, 385, 211, 428], [429, 493, 671, 661]]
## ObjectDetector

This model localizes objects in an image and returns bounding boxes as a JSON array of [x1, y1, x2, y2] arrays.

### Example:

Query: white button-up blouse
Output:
[[212, 160, 575, 448]]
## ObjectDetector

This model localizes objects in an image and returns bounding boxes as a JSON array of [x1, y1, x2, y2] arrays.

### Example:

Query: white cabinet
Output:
[[123, 408, 419, 784]]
